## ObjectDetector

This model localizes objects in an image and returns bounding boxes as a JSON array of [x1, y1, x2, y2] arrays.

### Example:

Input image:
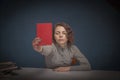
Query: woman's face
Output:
[[54, 26, 68, 47]]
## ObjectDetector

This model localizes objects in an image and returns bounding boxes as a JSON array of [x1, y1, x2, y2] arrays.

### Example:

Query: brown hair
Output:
[[53, 22, 74, 46]]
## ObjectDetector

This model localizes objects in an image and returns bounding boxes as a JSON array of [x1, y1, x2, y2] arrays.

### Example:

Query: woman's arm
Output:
[[32, 37, 43, 53], [32, 37, 53, 56], [53, 45, 91, 72], [70, 45, 91, 71]]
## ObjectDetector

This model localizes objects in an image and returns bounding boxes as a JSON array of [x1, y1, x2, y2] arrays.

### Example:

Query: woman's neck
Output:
[[59, 43, 67, 48]]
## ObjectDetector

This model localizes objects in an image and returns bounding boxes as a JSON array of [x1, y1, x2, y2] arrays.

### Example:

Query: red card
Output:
[[36, 23, 52, 46]]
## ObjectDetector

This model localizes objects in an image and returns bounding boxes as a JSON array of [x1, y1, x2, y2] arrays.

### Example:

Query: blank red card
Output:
[[36, 23, 52, 46]]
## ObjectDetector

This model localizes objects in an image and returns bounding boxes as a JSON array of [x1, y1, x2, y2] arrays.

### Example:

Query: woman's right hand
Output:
[[32, 37, 42, 52]]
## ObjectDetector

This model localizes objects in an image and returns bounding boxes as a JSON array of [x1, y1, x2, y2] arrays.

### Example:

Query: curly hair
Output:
[[53, 22, 74, 46]]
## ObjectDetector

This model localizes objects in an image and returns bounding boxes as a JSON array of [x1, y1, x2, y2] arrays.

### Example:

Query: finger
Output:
[[33, 39, 40, 42], [57, 69, 66, 72], [32, 39, 40, 45], [35, 37, 41, 41], [53, 68, 60, 71], [57, 67, 69, 72], [54, 68, 64, 72], [35, 37, 40, 39], [32, 41, 38, 46], [32, 38, 40, 43]]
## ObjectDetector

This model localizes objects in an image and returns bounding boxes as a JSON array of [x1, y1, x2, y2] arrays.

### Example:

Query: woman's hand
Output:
[[53, 67, 70, 72], [32, 37, 42, 52]]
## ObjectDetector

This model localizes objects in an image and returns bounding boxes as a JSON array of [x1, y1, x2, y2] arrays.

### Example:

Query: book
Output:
[[0, 61, 18, 72], [36, 23, 52, 46]]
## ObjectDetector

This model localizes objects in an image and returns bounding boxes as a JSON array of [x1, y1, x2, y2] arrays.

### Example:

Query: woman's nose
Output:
[[59, 33, 63, 37]]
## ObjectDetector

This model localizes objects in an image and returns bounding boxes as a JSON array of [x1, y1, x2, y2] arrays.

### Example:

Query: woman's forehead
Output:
[[55, 26, 66, 31]]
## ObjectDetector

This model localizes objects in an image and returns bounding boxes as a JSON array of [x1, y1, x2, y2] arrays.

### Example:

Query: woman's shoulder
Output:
[[69, 45, 79, 52], [70, 44, 78, 49], [51, 43, 58, 49], [52, 43, 56, 47], [42, 43, 55, 49]]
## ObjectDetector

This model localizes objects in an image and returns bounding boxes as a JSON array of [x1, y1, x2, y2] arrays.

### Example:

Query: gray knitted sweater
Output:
[[41, 43, 91, 71]]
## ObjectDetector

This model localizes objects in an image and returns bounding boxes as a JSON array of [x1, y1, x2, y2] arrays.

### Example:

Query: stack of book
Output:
[[0, 61, 18, 76]]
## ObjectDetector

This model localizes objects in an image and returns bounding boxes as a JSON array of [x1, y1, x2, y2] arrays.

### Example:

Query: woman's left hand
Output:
[[53, 67, 70, 72]]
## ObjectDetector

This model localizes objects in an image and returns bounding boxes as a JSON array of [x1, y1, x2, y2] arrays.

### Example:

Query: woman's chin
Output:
[[58, 42, 66, 46]]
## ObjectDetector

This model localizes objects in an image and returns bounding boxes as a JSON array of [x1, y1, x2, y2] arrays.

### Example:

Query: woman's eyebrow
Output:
[[55, 31, 66, 33], [55, 31, 60, 33], [62, 31, 67, 33]]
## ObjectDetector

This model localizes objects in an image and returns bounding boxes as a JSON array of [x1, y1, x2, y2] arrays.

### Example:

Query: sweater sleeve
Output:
[[70, 45, 91, 71], [40, 44, 54, 56]]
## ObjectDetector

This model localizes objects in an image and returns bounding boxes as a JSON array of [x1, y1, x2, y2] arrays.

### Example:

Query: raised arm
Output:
[[32, 37, 42, 53], [32, 37, 53, 56]]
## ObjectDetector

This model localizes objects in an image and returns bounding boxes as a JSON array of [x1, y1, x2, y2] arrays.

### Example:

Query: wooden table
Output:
[[0, 67, 120, 80]]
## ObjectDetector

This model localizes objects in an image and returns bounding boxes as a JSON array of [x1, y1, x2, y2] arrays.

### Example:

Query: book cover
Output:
[[36, 23, 52, 46]]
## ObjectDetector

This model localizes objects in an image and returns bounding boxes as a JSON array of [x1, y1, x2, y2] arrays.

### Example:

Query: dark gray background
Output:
[[0, 0, 120, 70]]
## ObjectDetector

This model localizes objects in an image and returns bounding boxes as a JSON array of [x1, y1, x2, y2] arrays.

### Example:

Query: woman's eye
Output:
[[63, 33, 67, 35], [55, 33, 59, 35]]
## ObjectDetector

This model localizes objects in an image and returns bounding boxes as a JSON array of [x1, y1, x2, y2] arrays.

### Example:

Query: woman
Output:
[[32, 22, 91, 72]]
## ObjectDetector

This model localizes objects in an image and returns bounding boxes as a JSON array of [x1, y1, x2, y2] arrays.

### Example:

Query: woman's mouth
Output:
[[58, 39, 64, 41]]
